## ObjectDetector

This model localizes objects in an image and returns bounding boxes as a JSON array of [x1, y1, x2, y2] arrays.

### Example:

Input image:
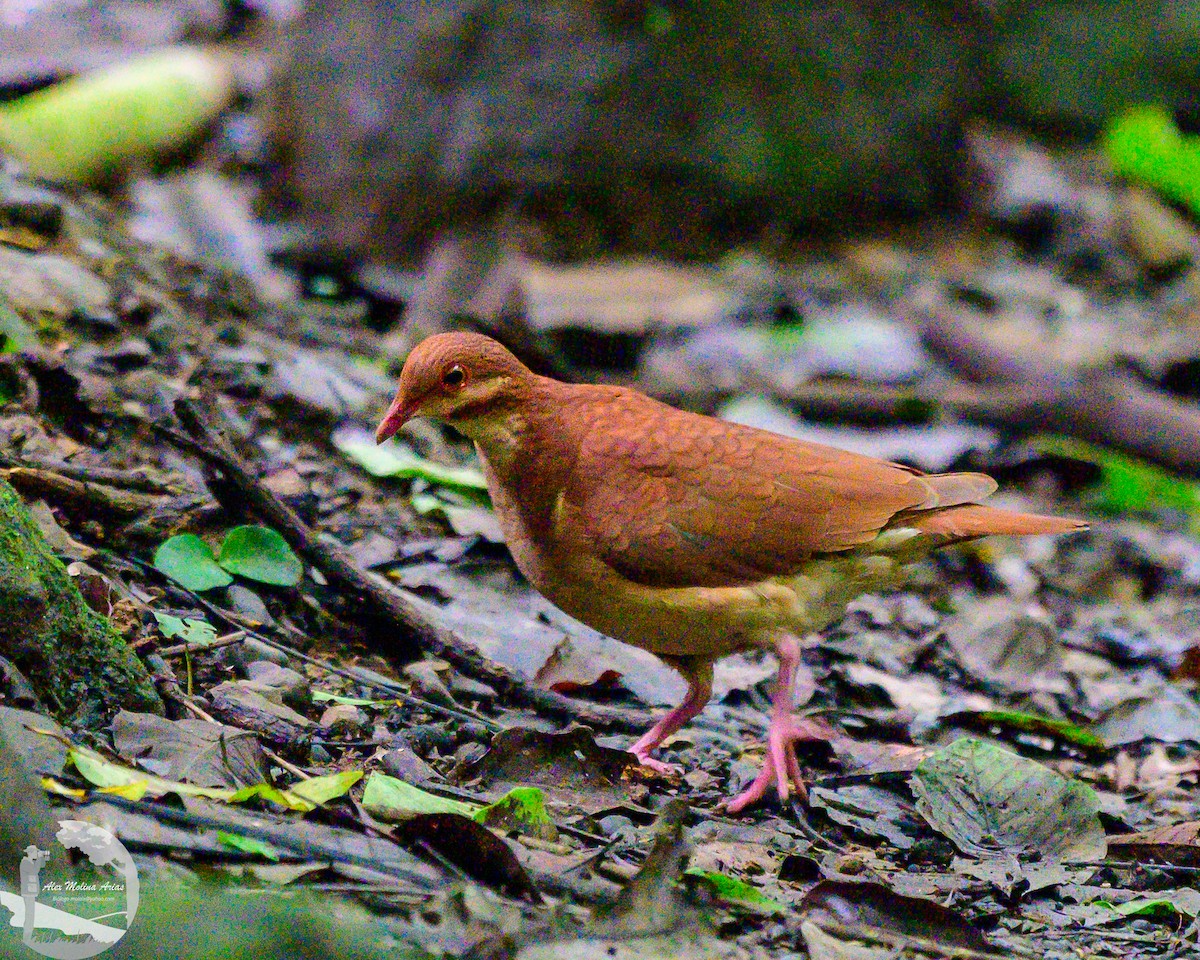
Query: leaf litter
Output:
[[1, 132, 1200, 960]]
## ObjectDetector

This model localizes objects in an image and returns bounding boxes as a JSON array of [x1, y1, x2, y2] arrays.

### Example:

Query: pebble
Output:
[[319, 703, 368, 736], [453, 741, 486, 765], [381, 743, 437, 784], [224, 584, 275, 627], [448, 674, 497, 703], [597, 814, 635, 838], [242, 637, 289, 665], [239, 663, 312, 712], [404, 660, 457, 706]]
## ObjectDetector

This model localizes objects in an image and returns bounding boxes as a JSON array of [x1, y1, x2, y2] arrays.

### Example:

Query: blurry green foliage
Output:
[[1036, 435, 1200, 528], [1105, 105, 1200, 215]]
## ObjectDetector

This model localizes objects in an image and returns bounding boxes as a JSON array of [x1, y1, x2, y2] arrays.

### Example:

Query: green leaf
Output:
[[69, 745, 317, 812], [287, 769, 363, 806], [217, 831, 281, 862], [153, 612, 218, 647], [0, 300, 37, 353], [911, 737, 1106, 892], [684, 869, 785, 915], [474, 786, 556, 840], [70, 745, 237, 802], [1035, 435, 1200, 527], [153, 534, 233, 592], [0, 47, 234, 185], [360, 772, 477, 821], [227, 783, 315, 812], [953, 709, 1106, 752], [1105, 105, 1200, 218], [333, 425, 488, 493], [1110, 891, 1200, 920], [312, 691, 386, 708], [218, 526, 303, 587]]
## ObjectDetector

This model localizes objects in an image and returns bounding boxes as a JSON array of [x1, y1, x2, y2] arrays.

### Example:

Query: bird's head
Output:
[[375, 332, 532, 443]]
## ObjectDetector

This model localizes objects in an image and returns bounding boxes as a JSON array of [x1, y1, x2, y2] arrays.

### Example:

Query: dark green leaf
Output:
[[153, 534, 233, 591], [217, 526, 303, 587]]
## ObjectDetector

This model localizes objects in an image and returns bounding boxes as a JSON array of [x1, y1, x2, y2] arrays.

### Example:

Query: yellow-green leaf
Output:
[[360, 772, 477, 821]]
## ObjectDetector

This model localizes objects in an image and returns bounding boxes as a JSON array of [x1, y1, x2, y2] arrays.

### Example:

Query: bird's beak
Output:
[[375, 394, 419, 444]]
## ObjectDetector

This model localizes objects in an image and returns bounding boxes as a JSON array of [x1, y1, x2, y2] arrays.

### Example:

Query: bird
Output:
[[376, 331, 1087, 811]]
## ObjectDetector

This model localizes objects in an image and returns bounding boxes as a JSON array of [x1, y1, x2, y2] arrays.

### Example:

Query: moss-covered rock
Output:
[[0, 479, 161, 726]]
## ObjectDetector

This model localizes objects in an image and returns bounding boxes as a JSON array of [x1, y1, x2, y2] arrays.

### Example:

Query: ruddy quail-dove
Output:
[[377, 332, 1086, 811]]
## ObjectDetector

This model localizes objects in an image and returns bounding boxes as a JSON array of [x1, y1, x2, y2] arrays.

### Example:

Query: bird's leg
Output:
[[628, 658, 713, 774], [725, 634, 833, 813]]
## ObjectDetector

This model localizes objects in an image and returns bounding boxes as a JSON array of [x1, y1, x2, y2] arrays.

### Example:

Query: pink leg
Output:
[[628, 658, 713, 774], [725, 635, 834, 813]]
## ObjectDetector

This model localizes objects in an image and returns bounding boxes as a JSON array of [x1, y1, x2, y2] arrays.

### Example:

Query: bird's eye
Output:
[[442, 364, 466, 387]]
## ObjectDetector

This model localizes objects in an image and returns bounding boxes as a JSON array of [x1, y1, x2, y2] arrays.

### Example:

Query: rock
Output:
[[403, 659, 456, 707], [381, 743, 438, 785], [0, 479, 161, 726], [318, 703, 367, 736], [447, 674, 496, 703], [94, 337, 153, 371], [223, 584, 275, 628], [242, 638, 288, 665], [345, 532, 400, 569], [207, 680, 314, 745], [243, 662, 311, 712], [597, 814, 635, 838]]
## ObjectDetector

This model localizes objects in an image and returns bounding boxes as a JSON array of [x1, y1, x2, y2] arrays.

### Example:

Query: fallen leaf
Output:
[[218, 525, 303, 587], [1107, 822, 1200, 867], [333, 424, 488, 492], [68, 745, 326, 812], [216, 831, 281, 862], [153, 533, 232, 591], [809, 784, 922, 850], [1095, 686, 1200, 745], [910, 737, 1106, 892], [476, 786, 558, 841], [684, 869, 784, 915], [942, 598, 1065, 694], [457, 726, 637, 812], [800, 880, 992, 952], [939, 709, 1106, 753], [361, 771, 477, 820], [396, 812, 540, 902], [111, 710, 267, 788]]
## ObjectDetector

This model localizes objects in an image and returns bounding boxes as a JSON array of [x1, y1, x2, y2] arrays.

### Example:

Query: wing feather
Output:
[[559, 388, 987, 588]]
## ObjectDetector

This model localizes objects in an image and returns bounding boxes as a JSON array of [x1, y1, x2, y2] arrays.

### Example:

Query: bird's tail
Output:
[[900, 502, 1088, 544]]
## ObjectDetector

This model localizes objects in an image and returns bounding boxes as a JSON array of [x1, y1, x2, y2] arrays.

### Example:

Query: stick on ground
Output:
[[161, 395, 649, 733]]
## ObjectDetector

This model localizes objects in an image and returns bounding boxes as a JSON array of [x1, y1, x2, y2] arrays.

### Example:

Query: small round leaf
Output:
[[217, 526, 303, 587], [153, 534, 233, 592]]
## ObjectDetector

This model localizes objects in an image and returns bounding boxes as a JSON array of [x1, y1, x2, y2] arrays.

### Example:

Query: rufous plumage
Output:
[[377, 332, 1086, 811]]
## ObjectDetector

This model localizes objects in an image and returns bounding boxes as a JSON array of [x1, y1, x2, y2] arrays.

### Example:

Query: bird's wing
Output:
[[561, 389, 991, 588]]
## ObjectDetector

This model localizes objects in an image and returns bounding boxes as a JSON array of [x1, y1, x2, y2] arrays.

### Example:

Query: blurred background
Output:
[[5, 0, 1200, 449]]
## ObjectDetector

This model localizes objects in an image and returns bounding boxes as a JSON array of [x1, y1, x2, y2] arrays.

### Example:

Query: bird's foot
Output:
[[629, 751, 681, 775], [723, 715, 835, 814]]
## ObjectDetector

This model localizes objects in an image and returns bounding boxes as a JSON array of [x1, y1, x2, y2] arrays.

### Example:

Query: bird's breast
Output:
[[478, 444, 917, 657]]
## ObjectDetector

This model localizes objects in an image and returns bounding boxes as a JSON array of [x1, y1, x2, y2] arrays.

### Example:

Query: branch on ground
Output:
[[159, 395, 650, 733]]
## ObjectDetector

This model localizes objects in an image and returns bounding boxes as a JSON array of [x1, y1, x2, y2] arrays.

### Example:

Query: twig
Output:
[[0, 453, 184, 494], [263, 745, 313, 781], [907, 303, 1200, 477], [158, 630, 247, 658], [91, 794, 439, 889], [156, 397, 651, 734], [112, 550, 510, 732], [0, 466, 166, 517]]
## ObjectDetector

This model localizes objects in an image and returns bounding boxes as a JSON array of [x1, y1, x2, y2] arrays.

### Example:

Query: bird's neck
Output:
[[462, 378, 576, 510]]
